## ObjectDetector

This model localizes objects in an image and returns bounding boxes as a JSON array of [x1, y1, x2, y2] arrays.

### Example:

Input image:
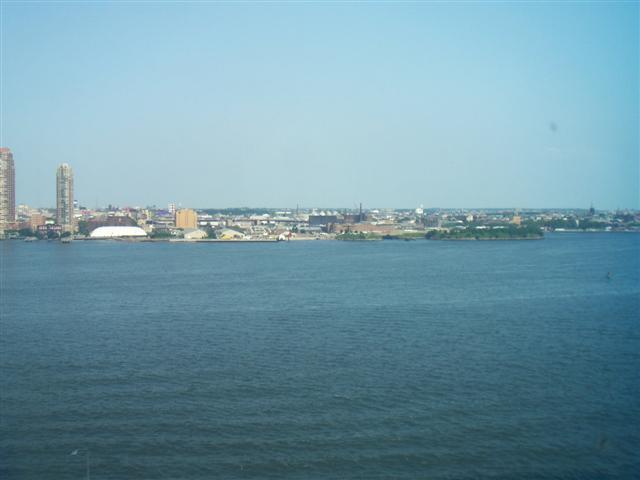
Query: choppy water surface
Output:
[[1, 233, 639, 479]]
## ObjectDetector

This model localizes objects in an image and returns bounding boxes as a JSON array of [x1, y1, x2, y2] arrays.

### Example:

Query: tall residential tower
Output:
[[0, 148, 16, 235], [56, 163, 74, 231]]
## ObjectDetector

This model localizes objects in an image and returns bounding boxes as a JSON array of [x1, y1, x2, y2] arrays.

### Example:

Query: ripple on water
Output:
[[1, 234, 639, 479]]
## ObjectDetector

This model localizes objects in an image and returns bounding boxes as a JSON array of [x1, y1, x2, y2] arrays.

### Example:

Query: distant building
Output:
[[175, 208, 197, 229], [0, 147, 16, 233], [219, 228, 246, 240], [90, 226, 147, 238], [84, 215, 137, 233], [168, 203, 176, 215], [183, 228, 207, 240], [37, 224, 62, 236], [17, 204, 31, 219], [344, 203, 367, 224], [309, 215, 338, 227], [56, 163, 74, 232], [29, 213, 47, 230], [343, 204, 367, 224]]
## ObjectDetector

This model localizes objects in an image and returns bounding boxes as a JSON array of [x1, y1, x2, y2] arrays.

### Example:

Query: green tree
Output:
[[77, 220, 90, 236], [150, 230, 172, 239], [204, 226, 216, 239]]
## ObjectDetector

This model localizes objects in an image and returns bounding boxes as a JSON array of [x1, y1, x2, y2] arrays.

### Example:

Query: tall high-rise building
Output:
[[0, 147, 16, 234], [56, 163, 74, 231]]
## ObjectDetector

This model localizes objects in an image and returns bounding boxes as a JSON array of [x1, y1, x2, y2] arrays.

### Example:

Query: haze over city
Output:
[[2, 2, 638, 209]]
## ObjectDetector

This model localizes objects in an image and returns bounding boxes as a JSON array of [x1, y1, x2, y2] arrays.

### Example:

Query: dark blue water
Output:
[[1, 233, 639, 479]]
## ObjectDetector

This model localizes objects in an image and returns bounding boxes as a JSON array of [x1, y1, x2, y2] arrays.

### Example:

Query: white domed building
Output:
[[89, 226, 148, 238]]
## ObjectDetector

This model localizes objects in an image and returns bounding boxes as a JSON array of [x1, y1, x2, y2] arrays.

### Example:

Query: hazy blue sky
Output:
[[1, 1, 638, 209]]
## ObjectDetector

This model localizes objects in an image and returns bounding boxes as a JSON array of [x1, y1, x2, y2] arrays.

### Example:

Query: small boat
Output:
[[61, 237, 73, 244]]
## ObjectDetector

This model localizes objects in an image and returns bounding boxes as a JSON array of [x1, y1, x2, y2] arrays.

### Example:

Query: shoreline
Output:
[[5, 230, 639, 244], [426, 236, 544, 241]]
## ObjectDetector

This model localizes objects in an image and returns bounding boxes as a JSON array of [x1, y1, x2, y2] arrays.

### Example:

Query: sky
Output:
[[1, 1, 638, 210]]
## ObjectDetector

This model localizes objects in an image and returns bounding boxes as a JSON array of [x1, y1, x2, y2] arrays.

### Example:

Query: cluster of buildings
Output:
[[1, 146, 639, 241]]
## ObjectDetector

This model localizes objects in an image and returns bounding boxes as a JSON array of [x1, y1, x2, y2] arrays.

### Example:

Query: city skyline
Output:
[[2, 147, 638, 213], [2, 3, 639, 209]]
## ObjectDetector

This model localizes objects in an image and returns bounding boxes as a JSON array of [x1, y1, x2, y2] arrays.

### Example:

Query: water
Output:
[[1, 233, 639, 479]]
